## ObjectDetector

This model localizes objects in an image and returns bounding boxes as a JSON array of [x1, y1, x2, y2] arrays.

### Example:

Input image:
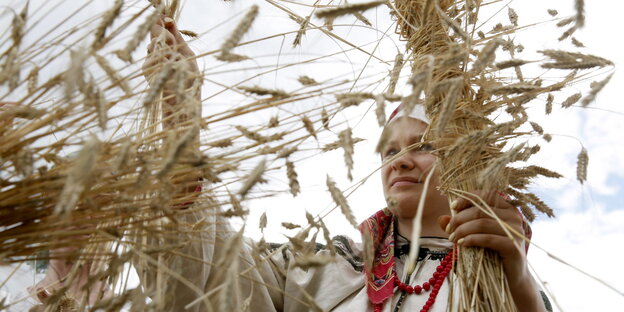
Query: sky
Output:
[[1, 0, 623, 311]]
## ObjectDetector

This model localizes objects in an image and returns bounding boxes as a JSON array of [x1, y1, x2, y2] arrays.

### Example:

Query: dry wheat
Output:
[[115, 6, 161, 62], [575, 0, 585, 28], [433, 78, 462, 135], [292, 254, 335, 269], [238, 86, 289, 99], [576, 147, 588, 184], [26, 65, 39, 95], [54, 137, 101, 215], [336, 93, 374, 108], [285, 160, 300, 196], [353, 11, 372, 26], [571, 37, 585, 48], [297, 75, 318, 86], [268, 115, 279, 127], [387, 53, 404, 95], [259, 211, 267, 233], [293, 15, 310, 47], [375, 94, 386, 127], [471, 39, 503, 74], [582, 73, 612, 107], [540, 50, 613, 69], [546, 93, 554, 114], [315, 1, 384, 20], [143, 62, 173, 107], [239, 158, 266, 198], [561, 92, 581, 108], [281, 222, 301, 230], [339, 128, 355, 181], [301, 115, 317, 139], [179, 29, 198, 38], [219, 5, 259, 58], [321, 108, 330, 130], [326, 175, 357, 228], [508, 7, 518, 26], [494, 59, 530, 70], [92, 0, 123, 49], [95, 54, 132, 96], [529, 122, 544, 134]]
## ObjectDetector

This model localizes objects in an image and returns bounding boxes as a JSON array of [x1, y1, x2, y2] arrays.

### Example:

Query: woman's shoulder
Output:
[[328, 235, 364, 272], [261, 234, 365, 272]]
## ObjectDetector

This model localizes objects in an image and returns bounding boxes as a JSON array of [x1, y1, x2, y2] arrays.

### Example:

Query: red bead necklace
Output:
[[373, 248, 455, 312]]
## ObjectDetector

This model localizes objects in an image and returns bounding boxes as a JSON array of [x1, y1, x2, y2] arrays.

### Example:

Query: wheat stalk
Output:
[[326, 175, 357, 228], [217, 5, 258, 62], [315, 1, 385, 20]]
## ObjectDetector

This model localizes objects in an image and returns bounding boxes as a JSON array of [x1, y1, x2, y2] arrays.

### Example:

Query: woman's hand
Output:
[[143, 16, 199, 83], [142, 16, 201, 128], [437, 190, 546, 312], [143, 15, 203, 194], [28, 248, 111, 305], [30, 16, 203, 306]]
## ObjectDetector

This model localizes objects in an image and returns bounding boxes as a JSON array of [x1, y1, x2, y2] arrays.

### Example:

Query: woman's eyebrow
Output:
[[409, 135, 424, 143], [386, 135, 424, 147]]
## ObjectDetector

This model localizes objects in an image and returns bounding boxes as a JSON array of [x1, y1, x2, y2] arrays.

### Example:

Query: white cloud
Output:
[[529, 208, 624, 311]]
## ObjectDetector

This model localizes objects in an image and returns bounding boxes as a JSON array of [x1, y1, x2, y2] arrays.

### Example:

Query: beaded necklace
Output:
[[373, 248, 455, 312]]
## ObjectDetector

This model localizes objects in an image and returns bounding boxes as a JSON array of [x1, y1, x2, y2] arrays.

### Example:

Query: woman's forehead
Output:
[[384, 117, 428, 146], [387, 117, 428, 136]]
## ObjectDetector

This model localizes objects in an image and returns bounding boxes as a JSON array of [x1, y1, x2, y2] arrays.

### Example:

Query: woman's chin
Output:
[[388, 191, 422, 205], [387, 196, 420, 214]]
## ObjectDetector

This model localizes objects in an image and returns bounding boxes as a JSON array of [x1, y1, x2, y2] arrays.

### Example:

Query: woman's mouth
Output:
[[390, 177, 422, 188]]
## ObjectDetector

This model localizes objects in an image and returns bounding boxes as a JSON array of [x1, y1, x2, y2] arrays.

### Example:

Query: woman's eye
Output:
[[383, 148, 398, 158], [418, 143, 433, 151]]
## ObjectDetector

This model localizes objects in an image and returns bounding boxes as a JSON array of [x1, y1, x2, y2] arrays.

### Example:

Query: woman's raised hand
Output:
[[143, 15, 203, 194], [29, 246, 112, 306], [30, 16, 204, 306], [143, 15, 199, 84], [142, 15, 201, 129]]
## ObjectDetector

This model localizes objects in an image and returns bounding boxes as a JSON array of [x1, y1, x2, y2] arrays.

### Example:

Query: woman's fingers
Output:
[[449, 217, 515, 242], [453, 233, 520, 255], [450, 191, 489, 212], [451, 190, 515, 213], [443, 190, 525, 258], [143, 27, 177, 80], [445, 191, 535, 293], [144, 16, 198, 82], [438, 215, 451, 233], [149, 17, 194, 57], [162, 18, 195, 57], [444, 194, 526, 261], [447, 205, 521, 234]]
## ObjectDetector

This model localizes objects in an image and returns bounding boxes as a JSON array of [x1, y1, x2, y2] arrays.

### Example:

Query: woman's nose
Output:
[[390, 152, 414, 171]]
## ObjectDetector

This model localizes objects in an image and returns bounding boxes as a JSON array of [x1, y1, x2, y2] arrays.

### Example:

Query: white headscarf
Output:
[[386, 104, 430, 125]]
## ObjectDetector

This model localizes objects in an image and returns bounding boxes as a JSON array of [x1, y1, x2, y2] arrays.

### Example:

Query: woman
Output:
[[31, 17, 551, 312], [361, 109, 550, 311]]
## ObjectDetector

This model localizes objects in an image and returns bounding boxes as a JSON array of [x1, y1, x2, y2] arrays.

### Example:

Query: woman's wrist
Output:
[[508, 272, 546, 312]]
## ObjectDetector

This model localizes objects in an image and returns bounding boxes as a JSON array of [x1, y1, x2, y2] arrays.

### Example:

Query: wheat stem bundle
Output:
[[390, 0, 613, 311]]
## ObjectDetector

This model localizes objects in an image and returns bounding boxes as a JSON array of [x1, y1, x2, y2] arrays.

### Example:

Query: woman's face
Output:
[[380, 118, 449, 219]]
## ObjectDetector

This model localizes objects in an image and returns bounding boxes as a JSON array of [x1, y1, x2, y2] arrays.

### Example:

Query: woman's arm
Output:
[[438, 191, 550, 312], [143, 15, 203, 194], [30, 15, 203, 306]]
